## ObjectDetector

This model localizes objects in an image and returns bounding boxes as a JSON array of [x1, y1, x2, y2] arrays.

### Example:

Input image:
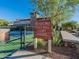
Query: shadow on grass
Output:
[[0, 50, 17, 53], [7, 37, 21, 43], [25, 42, 33, 47], [0, 49, 17, 59]]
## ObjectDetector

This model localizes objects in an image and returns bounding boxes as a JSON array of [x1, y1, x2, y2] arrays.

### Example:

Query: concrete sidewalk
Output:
[[61, 31, 79, 43], [7, 50, 52, 59]]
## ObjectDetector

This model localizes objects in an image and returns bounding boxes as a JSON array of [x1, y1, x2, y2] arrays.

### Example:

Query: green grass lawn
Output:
[[0, 34, 34, 58]]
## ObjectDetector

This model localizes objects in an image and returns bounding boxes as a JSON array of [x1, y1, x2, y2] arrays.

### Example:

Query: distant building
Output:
[[13, 12, 49, 26], [14, 19, 31, 26], [12, 12, 50, 31], [14, 17, 48, 26]]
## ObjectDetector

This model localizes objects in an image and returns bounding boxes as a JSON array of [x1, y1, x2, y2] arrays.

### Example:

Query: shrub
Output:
[[52, 31, 61, 46], [37, 38, 46, 48]]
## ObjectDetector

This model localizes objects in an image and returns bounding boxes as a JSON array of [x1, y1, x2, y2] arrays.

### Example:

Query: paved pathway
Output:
[[7, 50, 52, 59], [61, 31, 79, 43]]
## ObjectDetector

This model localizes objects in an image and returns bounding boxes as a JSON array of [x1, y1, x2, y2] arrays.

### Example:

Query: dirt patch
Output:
[[28, 44, 78, 59], [43, 46, 78, 59]]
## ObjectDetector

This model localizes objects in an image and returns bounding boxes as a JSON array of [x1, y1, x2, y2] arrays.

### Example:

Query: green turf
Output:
[[0, 34, 34, 58], [0, 53, 11, 58]]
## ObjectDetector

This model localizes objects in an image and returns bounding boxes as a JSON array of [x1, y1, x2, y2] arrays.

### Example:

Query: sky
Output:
[[70, 5, 79, 22], [0, 0, 79, 22], [0, 0, 34, 21]]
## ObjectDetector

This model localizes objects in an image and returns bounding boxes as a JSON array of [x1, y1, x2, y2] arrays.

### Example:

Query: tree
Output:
[[31, 0, 79, 29], [31, 0, 79, 45], [76, 23, 79, 29], [0, 19, 9, 26], [62, 21, 77, 30], [32, 0, 79, 32]]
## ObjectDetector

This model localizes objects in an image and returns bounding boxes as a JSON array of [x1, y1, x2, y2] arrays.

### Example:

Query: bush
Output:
[[52, 31, 61, 46], [53, 36, 61, 46], [37, 38, 46, 48]]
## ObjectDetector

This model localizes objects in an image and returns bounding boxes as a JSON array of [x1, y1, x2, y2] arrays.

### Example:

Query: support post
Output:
[[20, 28, 23, 49], [34, 38, 37, 50], [24, 26, 26, 39], [22, 26, 26, 49], [48, 39, 52, 53]]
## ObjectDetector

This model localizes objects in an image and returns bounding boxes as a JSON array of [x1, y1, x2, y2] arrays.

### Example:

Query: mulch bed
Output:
[[43, 46, 78, 59]]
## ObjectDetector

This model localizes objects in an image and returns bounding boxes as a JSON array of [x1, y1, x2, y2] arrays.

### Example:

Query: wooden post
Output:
[[34, 38, 38, 50], [31, 11, 37, 50], [48, 40, 52, 53]]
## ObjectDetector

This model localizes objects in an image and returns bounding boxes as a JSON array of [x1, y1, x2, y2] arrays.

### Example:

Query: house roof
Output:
[[14, 17, 50, 25]]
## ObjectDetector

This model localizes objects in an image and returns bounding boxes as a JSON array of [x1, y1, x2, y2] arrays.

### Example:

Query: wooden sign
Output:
[[34, 19, 52, 41]]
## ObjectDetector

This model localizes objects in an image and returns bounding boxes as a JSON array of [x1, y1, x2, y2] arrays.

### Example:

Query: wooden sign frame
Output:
[[34, 19, 52, 41], [34, 19, 52, 53]]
